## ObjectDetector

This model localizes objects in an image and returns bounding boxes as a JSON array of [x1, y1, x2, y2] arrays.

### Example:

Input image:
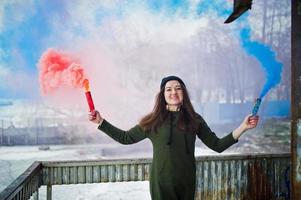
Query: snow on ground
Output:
[[38, 182, 151, 200]]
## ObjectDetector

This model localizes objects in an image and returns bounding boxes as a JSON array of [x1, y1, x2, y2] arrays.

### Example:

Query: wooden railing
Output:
[[0, 162, 42, 200], [0, 153, 290, 200]]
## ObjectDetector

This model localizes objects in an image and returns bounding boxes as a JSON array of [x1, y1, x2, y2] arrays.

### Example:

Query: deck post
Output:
[[47, 185, 52, 200], [291, 0, 301, 199]]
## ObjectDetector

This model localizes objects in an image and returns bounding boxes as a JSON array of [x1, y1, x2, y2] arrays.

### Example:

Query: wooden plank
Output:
[[78, 167, 85, 184], [230, 160, 235, 200], [29, 178, 34, 199], [101, 165, 108, 182], [69, 167, 78, 184], [62, 167, 69, 184], [28, 179, 33, 199], [49, 168, 53, 185], [41, 158, 152, 167], [15, 191, 20, 200], [144, 164, 150, 180], [137, 164, 144, 181], [57, 167, 62, 185], [52, 168, 57, 185], [92, 166, 100, 183], [216, 161, 222, 200], [24, 185, 28, 200], [274, 159, 280, 195], [40, 153, 290, 168], [122, 164, 130, 182], [108, 165, 116, 182], [240, 160, 248, 199], [43, 168, 48, 186], [130, 164, 138, 181], [224, 160, 229, 200], [46, 185, 52, 200], [86, 166, 93, 183], [203, 161, 209, 199], [115, 165, 122, 182]]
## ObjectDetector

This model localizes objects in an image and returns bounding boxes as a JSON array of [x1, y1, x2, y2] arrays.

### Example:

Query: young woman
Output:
[[89, 75, 259, 200]]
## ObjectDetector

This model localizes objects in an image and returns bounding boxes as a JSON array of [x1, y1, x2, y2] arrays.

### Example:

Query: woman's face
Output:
[[164, 80, 183, 109]]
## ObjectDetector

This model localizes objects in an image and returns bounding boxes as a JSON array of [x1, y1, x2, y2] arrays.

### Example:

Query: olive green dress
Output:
[[98, 111, 237, 200]]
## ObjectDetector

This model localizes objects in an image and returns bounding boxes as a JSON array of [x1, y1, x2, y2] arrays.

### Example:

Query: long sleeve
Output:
[[196, 114, 238, 153], [98, 120, 147, 144]]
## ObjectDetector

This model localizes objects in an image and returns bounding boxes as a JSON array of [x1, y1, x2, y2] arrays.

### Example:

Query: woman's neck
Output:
[[167, 105, 181, 111]]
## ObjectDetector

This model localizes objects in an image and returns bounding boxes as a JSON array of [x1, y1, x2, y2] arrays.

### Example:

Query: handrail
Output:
[[0, 162, 42, 200], [41, 157, 152, 167], [39, 152, 290, 167]]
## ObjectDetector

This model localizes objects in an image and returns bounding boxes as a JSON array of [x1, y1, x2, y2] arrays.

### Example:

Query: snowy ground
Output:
[[38, 182, 150, 200]]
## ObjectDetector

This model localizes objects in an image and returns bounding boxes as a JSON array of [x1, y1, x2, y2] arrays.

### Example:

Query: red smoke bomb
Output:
[[85, 91, 95, 112], [83, 79, 95, 112]]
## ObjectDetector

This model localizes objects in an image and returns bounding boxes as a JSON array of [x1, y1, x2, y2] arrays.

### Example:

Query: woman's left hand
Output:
[[233, 114, 259, 140], [241, 114, 259, 131]]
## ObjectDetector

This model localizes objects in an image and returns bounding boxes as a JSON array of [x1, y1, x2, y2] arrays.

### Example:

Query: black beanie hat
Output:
[[160, 75, 186, 89]]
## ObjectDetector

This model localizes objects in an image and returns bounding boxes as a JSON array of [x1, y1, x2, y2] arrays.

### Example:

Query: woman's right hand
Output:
[[89, 110, 104, 125]]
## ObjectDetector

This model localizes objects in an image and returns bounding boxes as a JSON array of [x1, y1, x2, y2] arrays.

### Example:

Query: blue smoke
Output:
[[195, 0, 283, 100], [240, 28, 282, 99], [196, 0, 231, 17], [146, 0, 189, 16]]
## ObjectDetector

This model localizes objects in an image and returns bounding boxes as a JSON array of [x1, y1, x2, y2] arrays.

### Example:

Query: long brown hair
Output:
[[139, 83, 200, 133]]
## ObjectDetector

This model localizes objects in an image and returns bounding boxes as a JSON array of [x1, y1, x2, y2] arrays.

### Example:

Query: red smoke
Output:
[[37, 48, 87, 95]]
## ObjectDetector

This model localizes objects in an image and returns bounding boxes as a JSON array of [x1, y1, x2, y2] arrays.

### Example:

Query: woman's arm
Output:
[[89, 110, 147, 144], [196, 114, 237, 153], [196, 114, 259, 153]]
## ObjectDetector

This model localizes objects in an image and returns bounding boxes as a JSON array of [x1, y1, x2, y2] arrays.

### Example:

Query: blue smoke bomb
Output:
[[251, 98, 261, 116]]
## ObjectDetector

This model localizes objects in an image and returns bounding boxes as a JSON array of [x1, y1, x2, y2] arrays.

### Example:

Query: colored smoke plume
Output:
[[37, 48, 87, 95], [240, 28, 282, 99]]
